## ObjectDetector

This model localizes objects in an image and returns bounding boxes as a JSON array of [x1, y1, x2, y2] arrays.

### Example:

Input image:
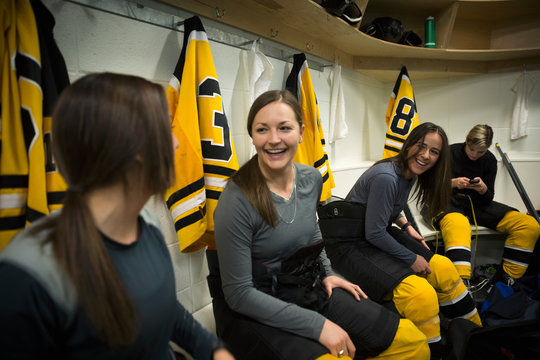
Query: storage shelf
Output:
[[157, 0, 540, 82]]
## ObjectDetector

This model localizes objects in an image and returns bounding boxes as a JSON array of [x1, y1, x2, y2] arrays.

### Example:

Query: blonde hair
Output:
[[466, 124, 493, 149]]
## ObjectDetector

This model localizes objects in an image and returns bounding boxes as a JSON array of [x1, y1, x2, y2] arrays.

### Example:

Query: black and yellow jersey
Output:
[[0, 0, 68, 251], [286, 53, 335, 202], [166, 16, 239, 252], [383, 66, 420, 159]]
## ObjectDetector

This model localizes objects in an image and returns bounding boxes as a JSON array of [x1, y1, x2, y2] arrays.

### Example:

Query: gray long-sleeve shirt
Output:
[[346, 161, 417, 265], [214, 163, 332, 340]]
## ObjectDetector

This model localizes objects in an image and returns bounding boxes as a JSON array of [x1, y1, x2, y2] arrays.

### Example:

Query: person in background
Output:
[[321, 122, 482, 360], [434, 124, 539, 286], [0, 73, 233, 360], [210, 90, 429, 360]]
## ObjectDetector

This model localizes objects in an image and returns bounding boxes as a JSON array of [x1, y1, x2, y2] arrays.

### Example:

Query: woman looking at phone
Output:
[[428, 124, 539, 286]]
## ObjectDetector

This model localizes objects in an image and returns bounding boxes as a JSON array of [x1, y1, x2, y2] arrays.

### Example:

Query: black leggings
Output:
[[207, 248, 399, 360], [212, 287, 399, 360]]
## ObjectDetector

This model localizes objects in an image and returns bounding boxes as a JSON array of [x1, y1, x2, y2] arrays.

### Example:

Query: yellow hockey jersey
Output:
[[166, 16, 238, 253], [0, 0, 68, 251], [382, 66, 420, 159], [286, 53, 334, 202]]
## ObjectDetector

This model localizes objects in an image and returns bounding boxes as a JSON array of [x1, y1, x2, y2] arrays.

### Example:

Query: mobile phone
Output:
[[469, 178, 480, 184]]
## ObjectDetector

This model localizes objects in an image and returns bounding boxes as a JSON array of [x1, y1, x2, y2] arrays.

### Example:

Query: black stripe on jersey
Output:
[[503, 246, 532, 265], [166, 177, 205, 209], [0, 175, 28, 188], [285, 54, 305, 97], [31, 0, 70, 117], [26, 207, 46, 223], [445, 248, 471, 263], [203, 164, 236, 177], [439, 291, 476, 319], [173, 16, 206, 83], [174, 204, 207, 232], [314, 155, 327, 169], [16, 52, 42, 153], [16, 51, 42, 87], [322, 172, 329, 183], [386, 133, 404, 143], [47, 191, 65, 205], [0, 216, 26, 230], [384, 144, 401, 153], [206, 189, 221, 201], [21, 108, 36, 153]]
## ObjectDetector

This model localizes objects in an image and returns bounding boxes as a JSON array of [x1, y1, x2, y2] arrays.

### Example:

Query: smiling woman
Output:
[[405, 132, 442, 179], [209, 90, 430, 359], [319, 122, 483, 358], [250, 100, 304, 198]]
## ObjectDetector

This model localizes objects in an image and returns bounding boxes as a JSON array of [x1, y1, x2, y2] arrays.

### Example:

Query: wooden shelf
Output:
[[157, 0, 540, 82]]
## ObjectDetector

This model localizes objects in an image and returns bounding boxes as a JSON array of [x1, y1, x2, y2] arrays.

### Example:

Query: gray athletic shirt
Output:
[[345, 161, 417, 265], [214, 163, 332, 340]]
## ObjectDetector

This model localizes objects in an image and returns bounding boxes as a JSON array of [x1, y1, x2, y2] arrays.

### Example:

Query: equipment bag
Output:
[[480, 273, 540, 326], [317, 199, 366, 246], [446, 317, 540, 360]]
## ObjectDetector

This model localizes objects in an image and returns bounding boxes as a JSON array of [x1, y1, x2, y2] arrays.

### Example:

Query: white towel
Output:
[[329, 60, 348, 143], [242, 41, 274, 157], [510, 70, 536, 140]]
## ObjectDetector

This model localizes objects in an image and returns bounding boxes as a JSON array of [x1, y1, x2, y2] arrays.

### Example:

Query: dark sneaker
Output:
[[500, 272, 516, 287]]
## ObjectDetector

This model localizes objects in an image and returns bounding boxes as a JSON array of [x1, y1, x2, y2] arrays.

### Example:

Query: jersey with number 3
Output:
[[166, 16, 238, 253]]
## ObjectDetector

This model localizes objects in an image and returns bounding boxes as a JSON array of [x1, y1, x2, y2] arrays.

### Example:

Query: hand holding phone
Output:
[[469, 178, 480, 184]]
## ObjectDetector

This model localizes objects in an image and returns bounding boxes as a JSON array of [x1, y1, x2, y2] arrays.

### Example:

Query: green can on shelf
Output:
[[425, 16, 435, 48]]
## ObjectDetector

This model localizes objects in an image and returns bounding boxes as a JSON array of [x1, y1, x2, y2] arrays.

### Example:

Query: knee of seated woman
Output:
[[394, 275, 438, 311], [440, 213, 471, 236], [499, 211, 540, 237], [427, 255, 461, 291]]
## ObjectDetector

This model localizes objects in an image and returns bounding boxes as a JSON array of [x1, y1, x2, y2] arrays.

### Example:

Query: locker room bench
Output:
[[412, 213, 501, 244]]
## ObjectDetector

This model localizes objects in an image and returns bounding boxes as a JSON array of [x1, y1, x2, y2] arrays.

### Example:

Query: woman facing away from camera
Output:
[[320, 123, 482, 359], [209, 89, 429, 360], [0, 73, 233, 360], [432, 124, 539, 286]]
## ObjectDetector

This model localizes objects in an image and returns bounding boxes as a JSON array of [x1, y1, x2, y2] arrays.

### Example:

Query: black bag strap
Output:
[[206, 249, 225, 299]]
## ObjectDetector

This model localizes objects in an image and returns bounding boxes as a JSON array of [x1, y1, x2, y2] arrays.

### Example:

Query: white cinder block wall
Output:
[[43, 0, 540, 334]]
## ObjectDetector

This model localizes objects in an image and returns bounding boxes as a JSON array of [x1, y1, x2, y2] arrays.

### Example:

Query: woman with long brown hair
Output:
[[319, 122, 482, 359], [0, 73, 233, 360], [210, 89, 429, 360]]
